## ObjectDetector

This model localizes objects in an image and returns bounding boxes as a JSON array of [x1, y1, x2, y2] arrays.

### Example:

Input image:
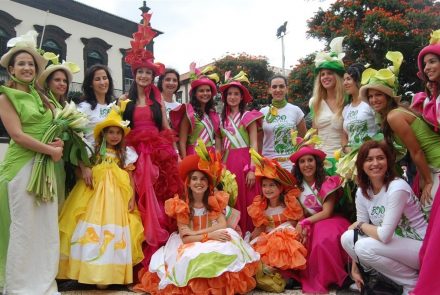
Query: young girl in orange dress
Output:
[[134, 154, 260, 294], [247, 150, 307, 277], [57, 104, 144, 286]]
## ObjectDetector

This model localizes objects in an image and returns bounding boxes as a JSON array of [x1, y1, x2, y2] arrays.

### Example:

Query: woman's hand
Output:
[[295, 223, 308, 244], [128, 197, 135, 212], [421, 182, 433, 206], [348, 221, 359, 230], [246, 171, 255, 187], [351, 263, 364, 290], [80, 164, 93, 188], [179, 226, 196, 237], [209, 230, 231, 242], [50, 146, 63, 162], [49, 138, 64, 148]]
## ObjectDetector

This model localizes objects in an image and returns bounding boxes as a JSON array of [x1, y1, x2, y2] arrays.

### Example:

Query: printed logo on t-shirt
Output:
[[100, 107, 110, 118], [347, 119, 368, 145], [274, 121, 294, 155], [370, 205, 385, 224]]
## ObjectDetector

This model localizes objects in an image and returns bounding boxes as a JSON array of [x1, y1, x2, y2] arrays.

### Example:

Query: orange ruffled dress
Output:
[[134, 192, 260, 295], [248, 188, 307, 270]]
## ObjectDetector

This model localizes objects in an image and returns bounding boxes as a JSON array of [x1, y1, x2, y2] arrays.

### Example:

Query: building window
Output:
[[34, 25, 70, 62], [176, 91, 183, 103], [120, 48, 133, 93], [81, 37, 111, 70], [87, 50, 103, 67]]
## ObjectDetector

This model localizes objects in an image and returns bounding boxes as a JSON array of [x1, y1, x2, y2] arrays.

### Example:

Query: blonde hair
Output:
[[311, 70, 345, 124]]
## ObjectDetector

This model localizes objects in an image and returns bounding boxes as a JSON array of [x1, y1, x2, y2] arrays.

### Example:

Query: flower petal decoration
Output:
[[429, 29, 440, 45], [385, 51, 403, 75], [375, 68, 396, 87], [64, 62, 80, 74], [329, 36, 345, 55], [43, 52, 60, 65], [7, 30, 38, 48], [361, 68, 378, 85]]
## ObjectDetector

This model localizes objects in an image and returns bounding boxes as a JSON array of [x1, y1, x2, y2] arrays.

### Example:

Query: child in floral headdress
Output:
[[247, 149, 307, 289], [134, 153, 260, 295], [219, 71, 263, 234], [170, 63, 221, 158], [57, 103, 144, 286], [290, 129, 350, 294]]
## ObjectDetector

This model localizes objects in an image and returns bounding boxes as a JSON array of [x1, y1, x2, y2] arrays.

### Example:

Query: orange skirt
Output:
[[254, 228, 307, 270]]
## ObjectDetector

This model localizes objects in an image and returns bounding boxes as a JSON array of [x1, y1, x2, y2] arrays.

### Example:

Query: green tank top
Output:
[[0, 86, 53, 180], [394, 108, 440, 169]]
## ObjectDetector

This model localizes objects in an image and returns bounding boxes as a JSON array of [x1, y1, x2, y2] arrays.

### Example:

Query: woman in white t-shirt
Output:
[[158, 68, 181, 121], [76, 64, 115, 187], [342, 63, 378, 152], [341, 140, 427, 295], [260, 75, 306, 171]]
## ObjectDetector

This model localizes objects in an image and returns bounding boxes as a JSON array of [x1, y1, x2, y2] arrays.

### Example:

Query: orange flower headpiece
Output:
[[125, 13, 165, 76], [249, 148, 297, 191]]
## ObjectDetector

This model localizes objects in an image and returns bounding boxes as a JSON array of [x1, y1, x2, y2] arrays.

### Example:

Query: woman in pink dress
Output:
[[122, 13, 183, 269], [219, 74, 263, 234], [290, 141, 350, 293]]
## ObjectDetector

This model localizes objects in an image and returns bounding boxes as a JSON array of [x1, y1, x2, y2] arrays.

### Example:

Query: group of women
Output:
[[0, 18, 439, 294]]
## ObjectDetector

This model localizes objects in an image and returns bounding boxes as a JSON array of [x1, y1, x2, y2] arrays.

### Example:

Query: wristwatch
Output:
[[356, 221, 365, 235]]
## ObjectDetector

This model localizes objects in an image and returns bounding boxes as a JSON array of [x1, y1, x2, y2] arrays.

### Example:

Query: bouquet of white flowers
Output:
[[27, 101, 91, 203]]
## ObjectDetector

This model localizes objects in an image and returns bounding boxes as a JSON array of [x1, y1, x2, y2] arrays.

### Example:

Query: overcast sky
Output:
[[76, 0, 334, 74]]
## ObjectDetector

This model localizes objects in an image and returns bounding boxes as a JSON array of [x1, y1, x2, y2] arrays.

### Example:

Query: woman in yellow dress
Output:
[[58, 103, 144, 286]]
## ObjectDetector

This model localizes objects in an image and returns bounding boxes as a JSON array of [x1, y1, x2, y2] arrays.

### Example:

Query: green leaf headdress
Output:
[[314, 36, 346, 76]]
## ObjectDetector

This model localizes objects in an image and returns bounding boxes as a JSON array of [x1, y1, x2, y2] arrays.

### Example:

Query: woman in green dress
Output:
[[0, 31, 63, 295], [37, 60, 79, 209]]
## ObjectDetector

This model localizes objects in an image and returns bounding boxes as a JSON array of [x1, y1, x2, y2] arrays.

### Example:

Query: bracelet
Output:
[[201, 233, 209, 242], [356, 221, 365, 235]]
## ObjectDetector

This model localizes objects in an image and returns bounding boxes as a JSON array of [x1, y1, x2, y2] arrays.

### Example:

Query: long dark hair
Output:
[[45, 69, 70, 105], [221, 85, 246, 128], [80, 64, 115, 110], [94, 126, 127, 168], [292, 155, 326, 191], [187, 170, 212, 217], [7, 50, 52, 110], [124, 74, 162, 130], [356, 140, 397, 199], [157, 68, 180, 93], [190, 85, 215, 119]]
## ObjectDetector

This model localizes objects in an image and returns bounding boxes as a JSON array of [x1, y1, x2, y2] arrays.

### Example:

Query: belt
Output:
[[274, 157, 289, 162]]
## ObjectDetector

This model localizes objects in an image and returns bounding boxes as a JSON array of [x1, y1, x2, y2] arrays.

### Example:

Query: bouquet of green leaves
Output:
[[27, 101, 92, 203]]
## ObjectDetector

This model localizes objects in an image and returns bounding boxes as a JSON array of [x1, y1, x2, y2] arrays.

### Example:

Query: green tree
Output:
[[214, 53, 274, 109], [288, 53, 316, 111], [290, 0, 440, 102]]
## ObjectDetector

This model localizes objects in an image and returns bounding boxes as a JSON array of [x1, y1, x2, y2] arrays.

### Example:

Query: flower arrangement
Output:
[[27, 101, 91, 203]]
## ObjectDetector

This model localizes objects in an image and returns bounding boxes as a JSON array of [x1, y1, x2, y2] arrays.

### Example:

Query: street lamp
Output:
[[276, 21, 287, 76]]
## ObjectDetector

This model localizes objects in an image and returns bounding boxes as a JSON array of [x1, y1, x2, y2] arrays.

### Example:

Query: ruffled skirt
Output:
[[134, 229, 260, 294], [58, 161, 144, 284], [252, 224, 307, 270], [126, 128, 184, 267]]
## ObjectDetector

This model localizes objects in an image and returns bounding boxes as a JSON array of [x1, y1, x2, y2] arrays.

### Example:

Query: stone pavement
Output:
[[59, 281, 359, 295]]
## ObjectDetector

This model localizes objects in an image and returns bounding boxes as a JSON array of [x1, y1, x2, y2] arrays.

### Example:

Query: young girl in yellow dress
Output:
[[57, 103, 144, 286]]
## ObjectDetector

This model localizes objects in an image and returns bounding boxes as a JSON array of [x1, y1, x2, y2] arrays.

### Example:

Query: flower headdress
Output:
[[289, 128, 325, 164], [189, 62, 220, 96], [0, 30, 49, 76], [359, 51, 403, 102], [250, 148, 297, 191], [219, 70, 252, 103], [124, 13, 165, 76], [417, 29, 440, 82], [37, 52, 80, 89], [314, 36, 345, 76], [194, 139, 238, 206]]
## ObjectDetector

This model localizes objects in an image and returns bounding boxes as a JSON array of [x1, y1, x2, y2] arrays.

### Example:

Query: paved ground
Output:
[[58, 280, 359, 294]]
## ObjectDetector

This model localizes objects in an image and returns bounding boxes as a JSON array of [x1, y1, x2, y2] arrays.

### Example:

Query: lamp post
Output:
[[276, 21, 287, 76]]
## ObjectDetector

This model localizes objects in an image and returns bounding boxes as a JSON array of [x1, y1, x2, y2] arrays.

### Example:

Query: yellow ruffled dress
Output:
[[58, 147, 144, 284]]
